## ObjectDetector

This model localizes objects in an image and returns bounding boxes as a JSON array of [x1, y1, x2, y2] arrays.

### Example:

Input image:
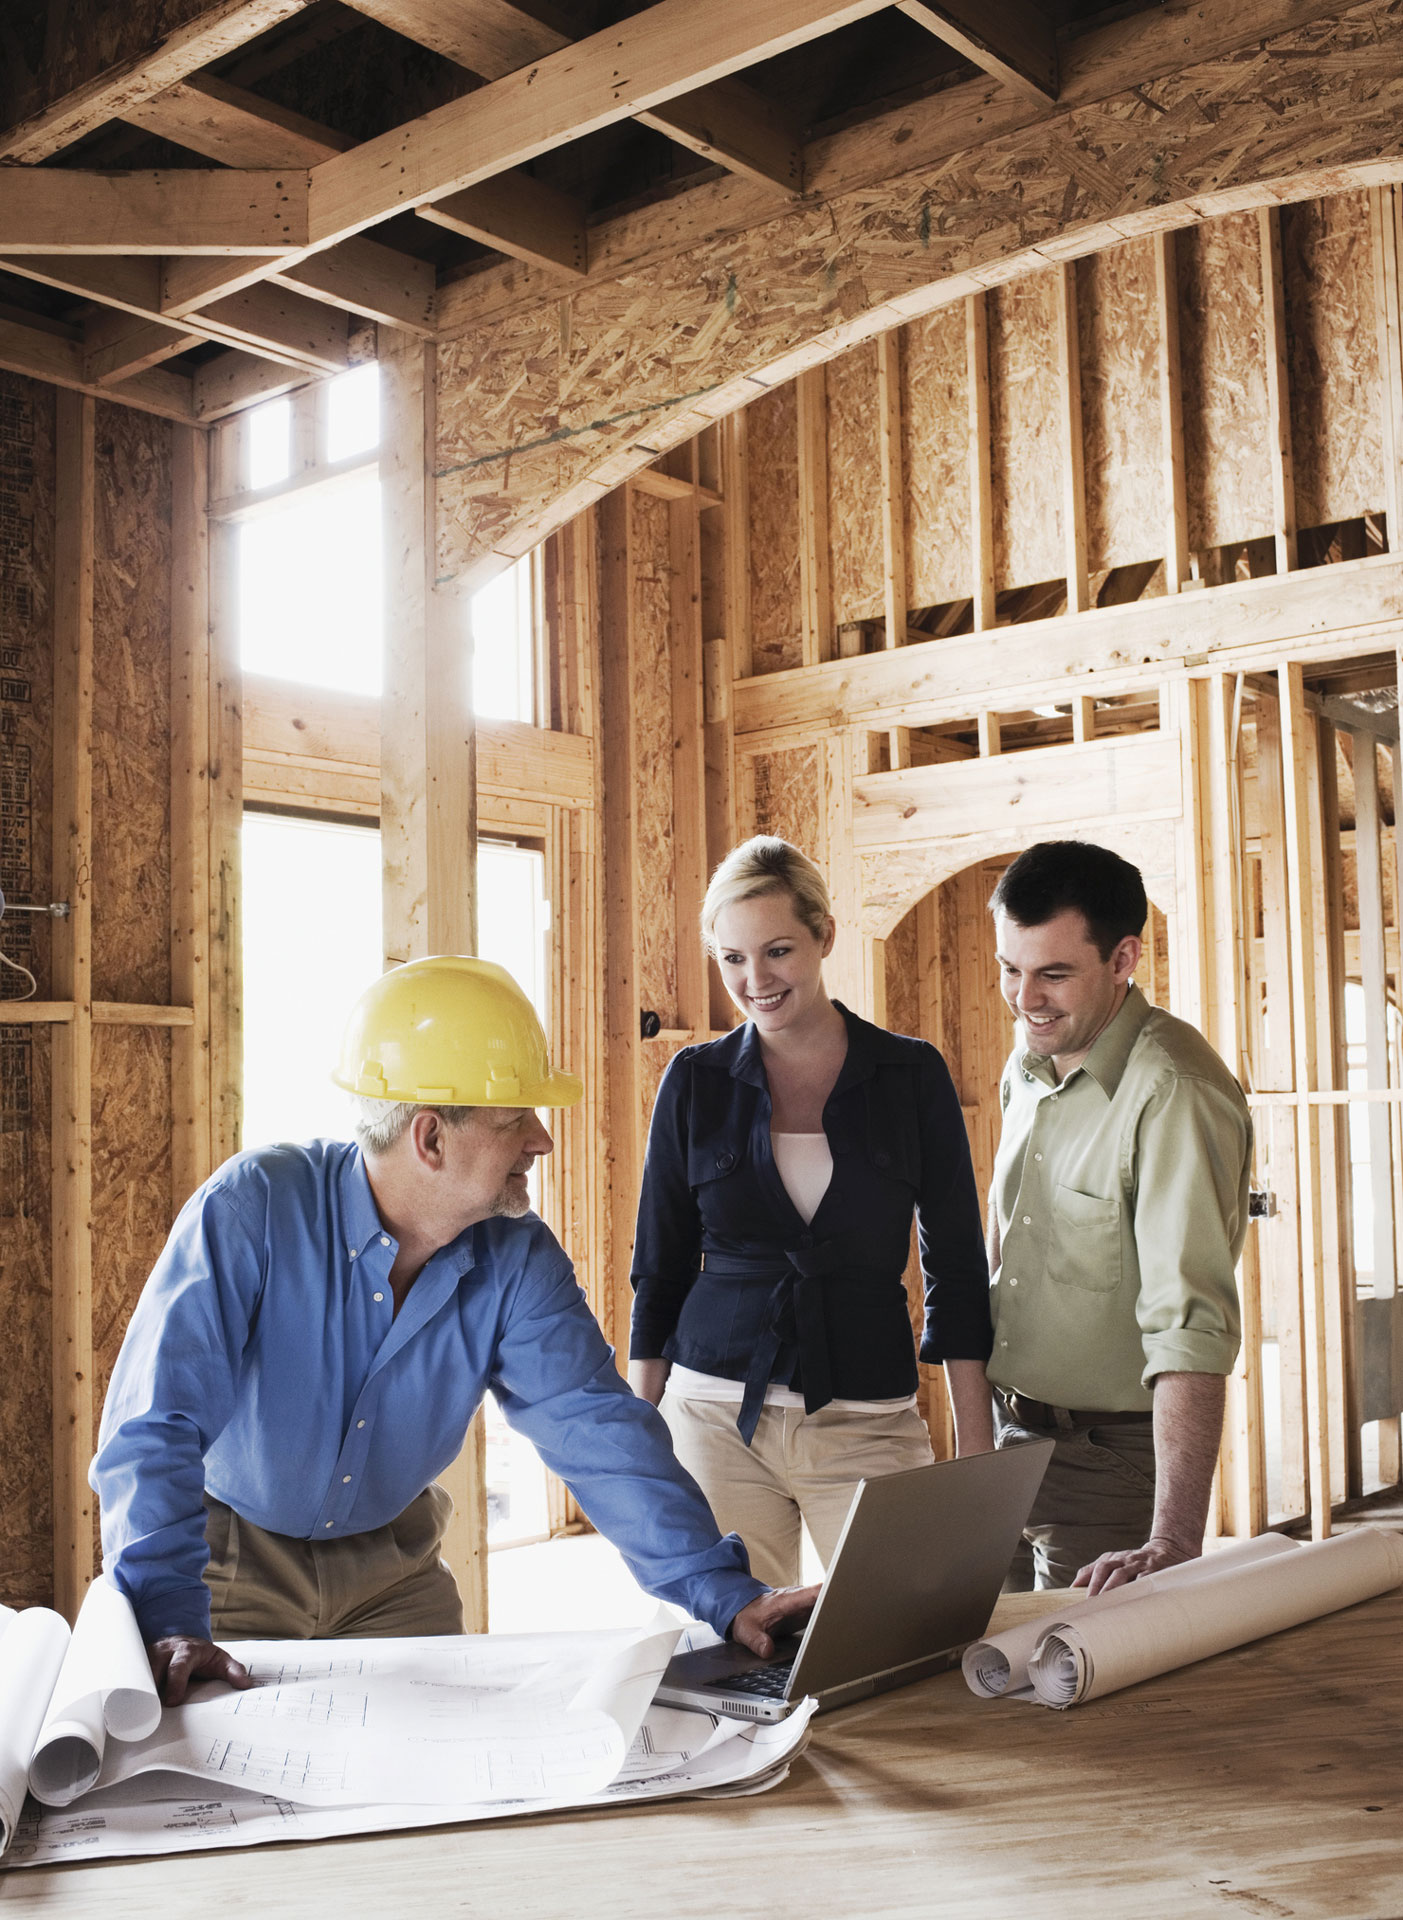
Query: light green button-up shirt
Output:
[[988, 984, 1249, 1412]]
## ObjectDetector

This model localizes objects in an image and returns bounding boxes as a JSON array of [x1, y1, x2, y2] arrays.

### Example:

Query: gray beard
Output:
[[488, 1183, 532, 1219]]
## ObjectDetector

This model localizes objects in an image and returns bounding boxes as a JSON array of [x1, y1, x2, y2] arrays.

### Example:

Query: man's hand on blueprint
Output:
[[729, 1586, 820, 1659], [147, 1635, 256, 1707]]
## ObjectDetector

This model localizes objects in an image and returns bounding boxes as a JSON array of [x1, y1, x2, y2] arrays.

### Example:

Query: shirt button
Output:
[[325, 1521, 334, 1529], [373, 1291, 385, 1303], [1022, 1215, 1031, 1225], [1000, 1340, 1009, 1348], [1034, 1153, 1043, 1163], [343, 1475, 352, 1484], [717, 1152, 736, 1171], [1008, 1278, 1019, 1287], [357, 1420, 366, 1429], [874, 1150, 891, 1168], [348, 1246, 357, 1259], [379, 1234, 391, 1247]]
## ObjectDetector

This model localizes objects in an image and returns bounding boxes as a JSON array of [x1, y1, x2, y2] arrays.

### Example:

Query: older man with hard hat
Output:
[[93, 957, 814, 1705]]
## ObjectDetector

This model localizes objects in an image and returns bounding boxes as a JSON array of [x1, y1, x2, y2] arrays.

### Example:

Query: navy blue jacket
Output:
[[629, 1004, 992, 1440]]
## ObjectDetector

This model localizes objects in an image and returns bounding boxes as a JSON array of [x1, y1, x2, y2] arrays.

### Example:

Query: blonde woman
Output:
[[628, 837, 994, 1589]]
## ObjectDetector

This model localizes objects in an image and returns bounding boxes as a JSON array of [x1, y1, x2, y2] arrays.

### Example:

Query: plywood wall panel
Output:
[[1077, 240, 1162, 575], [746, 385, 802, 675], [826, 346, 884, 627], [883, 905, 919, 1041], [92, 402, 171, 1007], [1282, 194, 1384, 532], [1177, 214, 1274, 553], [90, 1024, 172, 1445], [630, 487, 678, 1028], [0, 371, 56, 1609], [639, 1035, 689, 1149], [751, 744, 822, 863], [902, 307, 970, 612], [988, 275, 1063, 592]]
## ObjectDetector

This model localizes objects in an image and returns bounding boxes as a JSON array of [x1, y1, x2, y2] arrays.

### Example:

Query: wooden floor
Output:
[[7, 1582, 1403, 1917]]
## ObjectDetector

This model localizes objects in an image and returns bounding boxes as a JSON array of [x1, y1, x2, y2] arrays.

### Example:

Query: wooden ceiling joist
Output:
[[0, 0, 312, 164], [417, 174, 589, 277], [0, 313, 196, 419], [0, 170, 309, 254], [269, 243, 436, 337], [82, 310, 206, 386], [190, 284, 352, 370], [118, 72, 349, 168], [896, 0, 1058, 104]]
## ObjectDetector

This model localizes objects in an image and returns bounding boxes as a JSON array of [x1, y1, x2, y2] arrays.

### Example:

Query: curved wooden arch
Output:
[[433, 2, 1403, 586]]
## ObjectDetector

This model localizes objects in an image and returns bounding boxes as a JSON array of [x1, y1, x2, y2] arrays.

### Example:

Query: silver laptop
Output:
[[656, 1440, 1054, 1721]]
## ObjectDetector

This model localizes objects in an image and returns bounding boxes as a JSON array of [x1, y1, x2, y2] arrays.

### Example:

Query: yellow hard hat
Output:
[[332, 956, 583, 1108]]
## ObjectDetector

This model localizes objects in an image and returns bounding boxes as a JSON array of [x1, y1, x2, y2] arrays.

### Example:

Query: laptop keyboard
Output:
[[704, 1658, 795, 1698]]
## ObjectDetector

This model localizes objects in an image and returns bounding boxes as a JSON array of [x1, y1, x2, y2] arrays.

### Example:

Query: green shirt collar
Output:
[[1019, 983, 1153, 1099]]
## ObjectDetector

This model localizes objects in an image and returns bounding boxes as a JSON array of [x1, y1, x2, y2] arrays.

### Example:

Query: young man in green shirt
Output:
[[986, 840, 1251, 1595]]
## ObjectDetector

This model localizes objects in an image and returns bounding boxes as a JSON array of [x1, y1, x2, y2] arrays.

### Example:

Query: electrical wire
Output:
[[0, 944, 38, 1002]]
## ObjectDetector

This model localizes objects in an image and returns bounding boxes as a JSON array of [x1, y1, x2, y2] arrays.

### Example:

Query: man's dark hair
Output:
[[989, 840, 1147, 960]]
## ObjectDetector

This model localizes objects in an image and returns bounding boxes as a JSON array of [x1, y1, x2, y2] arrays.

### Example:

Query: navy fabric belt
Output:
[[695, 1245, 897, 1445]]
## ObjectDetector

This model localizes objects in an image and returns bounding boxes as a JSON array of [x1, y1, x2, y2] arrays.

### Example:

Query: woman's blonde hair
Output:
[[701, 836, 833, 953]]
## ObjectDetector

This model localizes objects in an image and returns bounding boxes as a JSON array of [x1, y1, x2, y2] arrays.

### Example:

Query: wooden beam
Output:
[[635, 80, 803, 197], [966, 292, 995, 632], [194, 283, 352, 371], [171, 425, 215, 1208], [0, 314, 197, 423], [338, 0, 571, 73], [1372, 186, 1403, 554], [896, 0, 1058, 104], [192, 349, 311, 422], [419, 174, 588, 277], [796, 367, 831, 668], [1354, 733, 1396, 1293], [271, 239, 436, 337], [1154, 229, 1190, 595], [0, 170, 309, 254], [977, 710, 1002, 758], [671, 491, 709, 1034], [0, 0, 311, 164], [120, 72, 344, 166], [378, 325, 486, 1629], [1055, 261, 1089, 615], [1278, 662, 1332, 1537], [1260, 206, 1298, 577], [50, 389, 95, 1624], [207, 512, 244, 1170], [306, 0, 892, 244], [875, 331, 907, 652], [722, 408, 753, 681], [83, 310, 205, 386], [732, 551, 1403, 739]]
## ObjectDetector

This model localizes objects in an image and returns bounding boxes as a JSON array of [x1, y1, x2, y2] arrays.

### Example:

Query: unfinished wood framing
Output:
[[796, 369, 832, 670]]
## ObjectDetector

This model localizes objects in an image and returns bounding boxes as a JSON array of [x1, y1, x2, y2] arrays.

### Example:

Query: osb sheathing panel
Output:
[[902, 307, 969, 612], [639, 1036, 688, 1145], [883, 907, 919, 1041], [1077, 240, 1162, 574], [91, 1025, 173, 1440], [1177, 214, 1274, 552], [631, 488, 678, 1027], [826, 346, 883, 627], [92, 401, 171, 1006], [0, 371, 55, 1608], [1282, 194, 1384, 531], [430, 8, 1403, 580], [746, 385, 802, 675], [988, 275, 1063, 592], [751, 745, 822, 863]]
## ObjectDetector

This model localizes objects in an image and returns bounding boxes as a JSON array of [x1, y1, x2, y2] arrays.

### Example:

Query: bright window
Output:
[[238, 472, 383, 696], [471, 556, 535, 723], [246, 397, 291, 490], [326, 365, 380, 464]]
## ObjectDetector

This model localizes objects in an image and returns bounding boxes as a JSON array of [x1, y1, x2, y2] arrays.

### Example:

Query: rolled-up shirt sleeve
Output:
[[492, 1252, 765, 1634], [91, 1183, 267, 1643], [628, 1049, 702, 1361], [914, 1044, 993, 1366], [1130, 1072, 1248, 1384]]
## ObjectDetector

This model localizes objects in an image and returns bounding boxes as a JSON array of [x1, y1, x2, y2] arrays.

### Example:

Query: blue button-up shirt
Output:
[[92, 1140, 765, 1643]]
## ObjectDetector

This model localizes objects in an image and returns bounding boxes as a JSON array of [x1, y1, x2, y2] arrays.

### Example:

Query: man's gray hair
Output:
[[349, 1096, 476, 1154]]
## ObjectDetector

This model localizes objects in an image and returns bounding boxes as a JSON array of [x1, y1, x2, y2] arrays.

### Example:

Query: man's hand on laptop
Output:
[[1072, 1534, 1196, 1596], [729, 1585, 820, 1658]]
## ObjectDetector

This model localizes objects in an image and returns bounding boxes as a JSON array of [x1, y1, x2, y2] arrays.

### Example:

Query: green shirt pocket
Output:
[[1047, 1185, 1122, 1292]]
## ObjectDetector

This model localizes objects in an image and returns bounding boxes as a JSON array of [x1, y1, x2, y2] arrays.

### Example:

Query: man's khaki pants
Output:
[[993, 1392, 1156, 1591], [204, 1483, 465, 1639], [661, 1391, 935, 1589]]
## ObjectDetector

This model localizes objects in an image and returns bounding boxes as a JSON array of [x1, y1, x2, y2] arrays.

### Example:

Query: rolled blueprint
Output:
[[0, 1609, 70, 1854], [962, 1532, 1299, 1699], [1027, 1525, 1403, 1708], [29, 1577, 161, 1805]]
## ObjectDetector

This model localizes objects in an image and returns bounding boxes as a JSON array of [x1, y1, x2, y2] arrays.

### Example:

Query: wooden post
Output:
[[1056, 262, 1089, 615], [796, 368, 832, 667], [599, 486, 643, 1356], [207, 511, 243, 1171], [977, 710, 1001, 758], [170, 424, 214, 1208], [875, 331, 907, 653], [51, 388, 95, 1623], [670, 490, 708, 1033], [1372, 185, 1403, 553], [1071, 695, 1096, 745], [1154, 230, 1190, 594], [722, 409, 752, 681], [966, 294, 995, 631], [1259, 207, 1298, 577], [379, 327, 486, 1630], [1278, 663, 1332, 1536]]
